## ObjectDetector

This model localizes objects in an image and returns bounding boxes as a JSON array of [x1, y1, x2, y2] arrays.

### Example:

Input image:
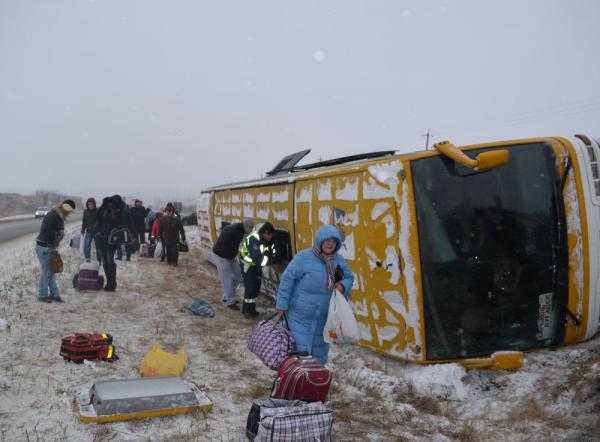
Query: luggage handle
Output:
[[267, 313, 290, 330]]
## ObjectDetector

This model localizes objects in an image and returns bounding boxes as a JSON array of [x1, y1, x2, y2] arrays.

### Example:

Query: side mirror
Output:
[[435, 141, 509, 172], [475, 149, 510, 172]]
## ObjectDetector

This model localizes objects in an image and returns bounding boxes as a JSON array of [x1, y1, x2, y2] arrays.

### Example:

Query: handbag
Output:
[[247, 314, 295, 370], [254, 401, 334, 442], [49, 250, 63, 274], [177, 241, 189, 252]]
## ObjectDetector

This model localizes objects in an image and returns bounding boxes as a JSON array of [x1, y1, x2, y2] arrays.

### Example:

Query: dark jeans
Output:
[[132, 227, 145, 244], [242, 265, 262, 301], [101, 244, 117, 289], [83, 231, 101, 261], [165, 242, 179, 265], [115, 244, 131, 261]]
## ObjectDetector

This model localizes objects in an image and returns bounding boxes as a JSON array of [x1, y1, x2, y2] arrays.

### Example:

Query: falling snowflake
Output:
[[401, 9, 412, 17], [313, 50, 326, 63]]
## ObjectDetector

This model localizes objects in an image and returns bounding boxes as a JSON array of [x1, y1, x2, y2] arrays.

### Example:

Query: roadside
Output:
[[0, 214, 82, 245], [0, 227, 598, 441], [0, 215, 34, 223]]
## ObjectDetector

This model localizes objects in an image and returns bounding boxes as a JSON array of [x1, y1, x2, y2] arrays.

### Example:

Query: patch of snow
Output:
[[318, 206, 331, 225], [273, 209, 288, 221], [296, 187, 312, 203], [409, 364, 467, 401], [397, 177, 422, 360], [256, 193, 270, 203], [335, 179, 358, 201], [318, 180, 332, 201], [338, 232, 355, 261], [371, 202, 391, 220], [382, 214, 395, 238], [271, 190, 289, 203], [243, 204, 254, 218]]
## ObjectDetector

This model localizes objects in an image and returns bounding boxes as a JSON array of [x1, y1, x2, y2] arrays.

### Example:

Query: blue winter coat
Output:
[[276, 225, 354, 364]]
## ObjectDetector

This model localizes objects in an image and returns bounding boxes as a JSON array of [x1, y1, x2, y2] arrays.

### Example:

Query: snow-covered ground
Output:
[[0, 227, 599, 441]]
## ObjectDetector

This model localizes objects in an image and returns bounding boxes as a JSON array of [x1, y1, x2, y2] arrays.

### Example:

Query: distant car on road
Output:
[[34, 207, 50, 218]]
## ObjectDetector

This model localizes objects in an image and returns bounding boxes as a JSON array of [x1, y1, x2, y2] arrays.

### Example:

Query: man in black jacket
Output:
[[96, 195, 132, 291], [212, 218, 254, 309], [81, 197, 100, 261], [129, 199, 148, 244], [160, 205, 186, 266], [35, 199, 76, 302]]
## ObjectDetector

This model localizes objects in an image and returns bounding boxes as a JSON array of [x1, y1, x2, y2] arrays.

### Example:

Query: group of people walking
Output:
[[213, 219, 353, 364], [35, 197, 186, 302]]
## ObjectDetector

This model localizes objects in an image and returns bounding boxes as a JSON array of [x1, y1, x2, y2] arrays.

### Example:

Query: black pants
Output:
[[133, 227, 145, 244], [115, 244, 131, 261], [242, 265, 262, 312], [165, 242, 179, 265], [101, 245, 117, 289]]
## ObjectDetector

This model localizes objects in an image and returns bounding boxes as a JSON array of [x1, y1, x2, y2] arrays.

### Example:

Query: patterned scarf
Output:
[[313, 244, 337, 291]]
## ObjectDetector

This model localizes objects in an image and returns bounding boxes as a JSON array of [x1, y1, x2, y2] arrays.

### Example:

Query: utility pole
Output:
[[423, 129, 432, 150]]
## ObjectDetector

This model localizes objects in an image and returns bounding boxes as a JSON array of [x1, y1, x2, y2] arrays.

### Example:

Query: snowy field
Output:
[[0, 226, 599, 441]]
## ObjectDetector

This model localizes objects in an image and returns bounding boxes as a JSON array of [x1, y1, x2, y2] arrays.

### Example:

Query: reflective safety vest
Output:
[[240, 232, 274, 272]]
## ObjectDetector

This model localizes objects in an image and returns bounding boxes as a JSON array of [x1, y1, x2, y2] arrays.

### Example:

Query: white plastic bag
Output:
[[323, 290, 360, 345], [79, 232, 85, 257], [154, 240, 163, 258]]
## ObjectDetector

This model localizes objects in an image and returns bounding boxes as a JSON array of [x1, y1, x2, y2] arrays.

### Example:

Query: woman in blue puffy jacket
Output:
[[275, 225, 354, 364]]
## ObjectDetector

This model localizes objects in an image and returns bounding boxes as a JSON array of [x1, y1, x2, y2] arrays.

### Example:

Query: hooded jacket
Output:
[[160, 213, 186, 244], [212, 223, 246, 260], [95, 195, 132, 243], [81, 198, 98, 234], [275, 225, 354, 364], [130, 205, 148, 229]]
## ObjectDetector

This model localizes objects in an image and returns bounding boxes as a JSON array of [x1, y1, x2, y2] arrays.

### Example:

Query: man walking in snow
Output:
[[212, 219, 254, 310]]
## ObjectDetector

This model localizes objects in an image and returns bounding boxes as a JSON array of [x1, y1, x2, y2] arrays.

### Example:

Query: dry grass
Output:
[[457, 422, 479, 442], [233, 384, 272, 403], [408, 394, 442, 416], [91, 427, 114, 442]]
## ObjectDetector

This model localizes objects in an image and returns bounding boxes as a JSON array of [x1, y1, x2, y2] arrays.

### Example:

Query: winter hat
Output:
[[243, 218, 254, 234], [61, 199, 76, 212], [258, 222, 275, 235]]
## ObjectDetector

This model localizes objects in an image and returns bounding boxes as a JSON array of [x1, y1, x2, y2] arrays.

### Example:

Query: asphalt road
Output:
[[0, 214, 82, 244]]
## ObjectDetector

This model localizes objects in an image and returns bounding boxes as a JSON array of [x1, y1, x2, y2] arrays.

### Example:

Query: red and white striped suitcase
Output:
[[73, 261, 104, 291], [271, 353, 332, 403]]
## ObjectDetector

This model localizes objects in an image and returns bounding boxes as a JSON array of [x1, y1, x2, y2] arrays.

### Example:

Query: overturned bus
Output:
[[198, 135, 600, 362]]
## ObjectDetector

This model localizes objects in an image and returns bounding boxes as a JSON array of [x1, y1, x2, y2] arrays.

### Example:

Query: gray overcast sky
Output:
[[1, 0, 599, 203]]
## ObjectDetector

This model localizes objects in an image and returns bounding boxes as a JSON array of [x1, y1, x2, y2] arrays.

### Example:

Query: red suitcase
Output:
[[60, 333, 118, 363], [271, 353, 332, 403]]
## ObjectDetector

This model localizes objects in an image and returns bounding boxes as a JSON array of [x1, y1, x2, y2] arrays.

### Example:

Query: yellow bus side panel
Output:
[[294, 161, 425, 361]]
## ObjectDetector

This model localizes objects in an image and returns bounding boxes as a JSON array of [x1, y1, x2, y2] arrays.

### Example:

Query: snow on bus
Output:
[[198, 135, 600, 363]]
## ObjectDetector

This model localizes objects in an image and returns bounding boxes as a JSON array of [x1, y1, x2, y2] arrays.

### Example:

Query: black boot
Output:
[[242, 300, 259, 318], [104, 264, 117, 291]]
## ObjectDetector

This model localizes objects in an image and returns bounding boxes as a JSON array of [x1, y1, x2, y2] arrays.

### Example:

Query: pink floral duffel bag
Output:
[[248, 315, 295, 370]]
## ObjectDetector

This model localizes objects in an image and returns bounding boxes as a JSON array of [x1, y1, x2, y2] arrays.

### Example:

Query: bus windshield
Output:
[[412, 143, 567, 360]]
